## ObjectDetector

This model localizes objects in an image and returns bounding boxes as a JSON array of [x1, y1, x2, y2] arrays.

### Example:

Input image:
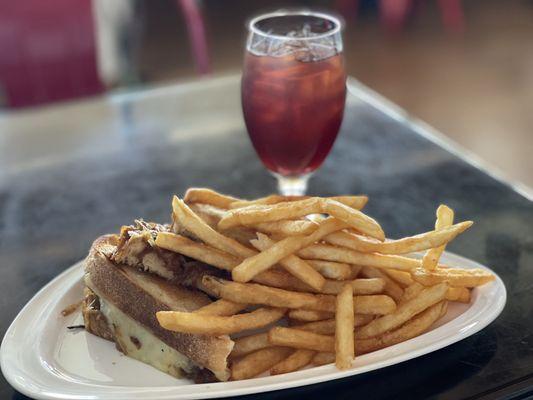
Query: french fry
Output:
[[220, 198, 323, 229], [356, 301, 447, 354], [291, 319, 336, 334], [382, 269, 414, 288], [172, 196, 256, 258], [324, 221, 471, 254], [224, 227, 260, 246], [327, 195, 369, 210], [187, 202, 258, 245], [423, 205, 455, 270], [155, 232, 239, 271], [194, 299, 248, 316], [268, 326, 335, 352], [184, 187, 241, 209], [360, 266, 404, 301], [252, 268, 313, 291], [202, 276, 336, 311], [298, 244, 420, 271], [335, 284, 355, 370], [288, 309, 334, 322], [355, 283, 448, 339], [231, 332, 270, 358], [251, 262, 383, 295], [446, 287, 471, 303], [229, 195, 368, 210], [251, 232, 326, 291], [320, 200, 384, 240], [412, 267, 495, 287], [306, 260, 353, 280], [188, 202, 225, 228], [156, 307, 286, 335], [270, 349, 316, 375], [252, 220, 319, 236], [294, 314, 373, 335], [312, 301, 448, 364], [403, 283, 466, 305], [355, 295, 396, 315], [219, 198, 384, 240], [202, 276, 396, 314], [401, 283, 425, 303], [232, 218, 347, 283], [230, 195, 306, 208], [312, 352, 335, 366], [320, 278, 385, 295], [231, 347, 292, 380]]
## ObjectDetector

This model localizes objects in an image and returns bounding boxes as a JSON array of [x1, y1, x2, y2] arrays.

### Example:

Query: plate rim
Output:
[[1, 252, 507, 400]]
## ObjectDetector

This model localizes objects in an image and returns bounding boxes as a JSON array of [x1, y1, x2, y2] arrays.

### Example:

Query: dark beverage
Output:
[[242, 52, 346, 176]]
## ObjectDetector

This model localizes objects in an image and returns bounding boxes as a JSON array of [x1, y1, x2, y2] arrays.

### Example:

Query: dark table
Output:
[[1, 75, 532, 400]]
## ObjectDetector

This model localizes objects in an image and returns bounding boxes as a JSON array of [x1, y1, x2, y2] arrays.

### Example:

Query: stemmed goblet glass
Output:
[[241, 10, 346, 195]]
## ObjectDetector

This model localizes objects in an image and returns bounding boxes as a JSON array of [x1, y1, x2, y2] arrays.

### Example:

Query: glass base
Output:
[[274, 173, 311, 196]]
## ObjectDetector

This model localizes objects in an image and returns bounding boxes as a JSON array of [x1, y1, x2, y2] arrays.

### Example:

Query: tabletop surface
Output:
[[1, 75, 532, 400]]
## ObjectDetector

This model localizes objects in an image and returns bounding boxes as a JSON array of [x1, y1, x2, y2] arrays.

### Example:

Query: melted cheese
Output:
[[99, 297, 196, 378]]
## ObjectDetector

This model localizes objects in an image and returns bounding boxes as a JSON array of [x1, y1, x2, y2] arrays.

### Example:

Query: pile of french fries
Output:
[[155, 188, 495, 380]]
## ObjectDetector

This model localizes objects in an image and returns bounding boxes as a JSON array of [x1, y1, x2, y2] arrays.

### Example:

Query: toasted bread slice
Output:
[[83, 235, 234, 381]]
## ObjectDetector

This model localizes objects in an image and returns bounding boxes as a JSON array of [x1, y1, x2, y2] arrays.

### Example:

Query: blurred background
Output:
[[0, 0, 531, 187]]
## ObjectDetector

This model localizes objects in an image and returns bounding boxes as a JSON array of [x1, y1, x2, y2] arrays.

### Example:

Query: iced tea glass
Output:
[[242, 11, 346, 195]]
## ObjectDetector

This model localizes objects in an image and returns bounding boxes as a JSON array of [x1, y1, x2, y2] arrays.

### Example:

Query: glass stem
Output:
[[275, 173, 311, 196]]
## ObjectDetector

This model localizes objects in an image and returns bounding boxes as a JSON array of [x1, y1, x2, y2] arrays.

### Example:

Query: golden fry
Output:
[[155, 232, 239, 271], [320, 200, 384, 240], [299, 244, 420, 271], [412, 267, 495, 287], [306, 260, 353, 280], [202, 276, 336, 311], [401, 283, 425, 303], [219, 198, 383, 240], [294, 314, 373, 335], [270, 349, 316, 375], [183, 187, 241, 209], [360, 266, 404, 301], [423, 205, 455, 270], [229, 195, 368, 210], [252, 219, 319, 236], [356, 301, 447, 354], [354, 295, 396, 315], [157, 307, 286, 335], [252, 266, 383, 295], [231, 347, 292, 380], [382, 269, 414, 288], [251, 233, 326, 291], [335, 284, 355, 370], [187, 202, 225, 228], [288, 309, 334, 322], [320, 278, 385, 295], [312, 352, 335, 366], [203, 276, 396, 315], [230, 195, 306, 208], [312, 301, 448, 364], [231, 332, 270, 358], [355, 283, 448, 339], [232, 218, 347, 283], [172, 196, 256, 258], [446, 287, 471, 303], [194, 299, 247, 316], [324, 221, 471, 254], [268, 326, 335, 352]]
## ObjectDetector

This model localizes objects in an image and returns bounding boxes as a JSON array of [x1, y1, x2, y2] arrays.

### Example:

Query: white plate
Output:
[[1, 252, 506, 400]]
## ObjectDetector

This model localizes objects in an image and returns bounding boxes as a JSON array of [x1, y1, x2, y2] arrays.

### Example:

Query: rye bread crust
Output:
[[84, 235, 234, 381]]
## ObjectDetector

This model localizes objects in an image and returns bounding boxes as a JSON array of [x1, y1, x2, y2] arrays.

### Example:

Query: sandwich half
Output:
[[82, 222, 234, 382]]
